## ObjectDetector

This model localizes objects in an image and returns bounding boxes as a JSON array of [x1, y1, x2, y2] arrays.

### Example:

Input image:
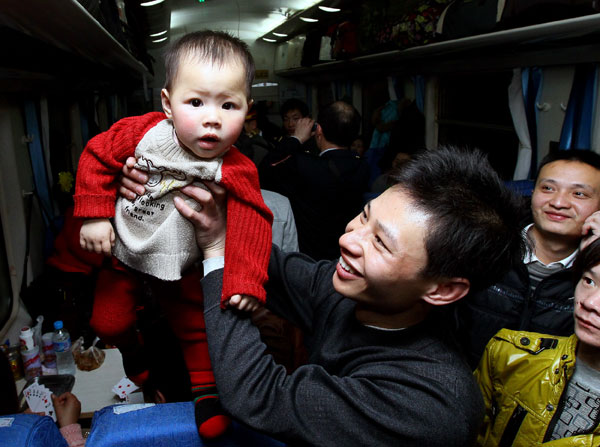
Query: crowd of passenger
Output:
[[2, 30, 600, 447]]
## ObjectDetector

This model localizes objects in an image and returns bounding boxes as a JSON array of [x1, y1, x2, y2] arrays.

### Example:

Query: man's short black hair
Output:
[[389, 146, 525, 292], [317, 101, 361, 148], [280, 98, 309, 118], [536, 149, 600, 181]]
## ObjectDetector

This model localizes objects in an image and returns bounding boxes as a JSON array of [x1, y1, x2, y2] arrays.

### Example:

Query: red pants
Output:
[[90, 259, 214, 387]]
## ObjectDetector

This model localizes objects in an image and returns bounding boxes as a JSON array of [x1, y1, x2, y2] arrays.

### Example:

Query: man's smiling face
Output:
[[531, 160, 600, 242], [333, 187, 433, 315]]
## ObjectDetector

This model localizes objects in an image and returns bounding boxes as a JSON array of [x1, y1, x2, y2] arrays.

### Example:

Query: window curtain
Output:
[[559, 64, 597, 151], [23, 100, 54, 227], [510, 67, 543, 180]]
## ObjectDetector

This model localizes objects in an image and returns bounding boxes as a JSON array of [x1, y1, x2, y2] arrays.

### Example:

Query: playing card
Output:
[[0, 417, 14, 427], [23, 381, 56, 421], [112, 376, 139, 399]]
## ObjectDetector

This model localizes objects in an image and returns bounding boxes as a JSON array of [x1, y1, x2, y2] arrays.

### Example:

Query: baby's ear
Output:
[[161, 89, 173, 118]]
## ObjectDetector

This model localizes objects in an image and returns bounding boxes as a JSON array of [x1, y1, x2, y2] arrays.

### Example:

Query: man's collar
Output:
[[522, 223, 578, 268], [319, 147, 345, 156]]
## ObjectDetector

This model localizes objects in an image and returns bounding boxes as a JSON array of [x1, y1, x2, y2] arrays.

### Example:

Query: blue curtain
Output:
[[521, 67, 543, 178], [559, 64, 597, 151], [413, 75, 425, 114], [23, 100, 54, 227]]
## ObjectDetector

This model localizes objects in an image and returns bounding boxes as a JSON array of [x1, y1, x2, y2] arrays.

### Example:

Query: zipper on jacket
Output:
[[518, 271, 534, 331], [499, 404, 528, 447], [543, 364, 569, 443]]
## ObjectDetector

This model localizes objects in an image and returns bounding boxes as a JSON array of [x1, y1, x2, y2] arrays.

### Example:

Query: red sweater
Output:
[[74, 112, 272, 304]]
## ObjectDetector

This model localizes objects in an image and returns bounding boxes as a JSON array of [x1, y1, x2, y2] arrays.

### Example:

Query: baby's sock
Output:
[[192, 385, 230, 439]]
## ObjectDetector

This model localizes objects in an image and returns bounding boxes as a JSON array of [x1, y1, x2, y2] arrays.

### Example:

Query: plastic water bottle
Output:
[[52, 321, 76, 375]]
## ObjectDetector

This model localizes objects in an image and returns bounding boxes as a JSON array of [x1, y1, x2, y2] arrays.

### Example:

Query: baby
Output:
[[74, 30, 272, 438]]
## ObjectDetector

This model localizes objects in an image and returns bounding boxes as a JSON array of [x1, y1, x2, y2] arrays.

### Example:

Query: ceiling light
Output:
[[252, 82, 279, 87], [273, 32, 288, 37], [150, 30, 168, 37], [318, 6, 341, 12], [262, 38, 277, 42], [152, 37, 168, 43], [299, 17, 318, 22], [141, 0, 164, 6]]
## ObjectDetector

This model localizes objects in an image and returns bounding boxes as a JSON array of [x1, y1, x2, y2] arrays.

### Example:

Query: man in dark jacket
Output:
[[454, 149, 600, 368], [260, 100, 369, 260]]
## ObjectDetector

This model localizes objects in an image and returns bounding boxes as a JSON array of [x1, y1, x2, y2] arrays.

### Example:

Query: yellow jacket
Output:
[[475, 329, 600, 446]]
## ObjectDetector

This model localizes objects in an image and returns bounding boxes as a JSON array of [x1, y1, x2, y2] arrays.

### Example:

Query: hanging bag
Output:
[[436, 0, 506, 40]]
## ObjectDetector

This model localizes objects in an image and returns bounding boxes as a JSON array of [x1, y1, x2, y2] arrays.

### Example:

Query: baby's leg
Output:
[[162, 267, 230, 439], [91, 261, 149, 385]]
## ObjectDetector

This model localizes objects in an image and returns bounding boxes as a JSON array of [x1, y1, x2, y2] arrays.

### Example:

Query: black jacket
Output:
[[453, 261, 575, 369], [260, 138, 369, 260]]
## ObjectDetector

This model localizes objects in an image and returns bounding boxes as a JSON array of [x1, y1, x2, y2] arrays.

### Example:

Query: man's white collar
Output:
[[522, 223, 578, 268]]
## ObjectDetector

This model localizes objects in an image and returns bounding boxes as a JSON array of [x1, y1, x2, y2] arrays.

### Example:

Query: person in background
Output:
[[269, 98, 319, 156], [254, 100, 284, 146], [236, 105, 272, 167], [350, 134, 367, 157], [370, 151, 412, 196], [280, 98, 310, 138], [260, 100, 369, 260], [475, 237, 600, 446], [454, 149, 600, 368], [73, 30, 272, 439], [0, 349, 85, 446], [150, 147, 525, 446]]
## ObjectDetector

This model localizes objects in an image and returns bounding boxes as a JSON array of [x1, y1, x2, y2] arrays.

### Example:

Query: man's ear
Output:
[[422, 278, 470, 307], [315, 123, 323, 137], [248, 98, 254, 109], [161, 88, 173, 118]]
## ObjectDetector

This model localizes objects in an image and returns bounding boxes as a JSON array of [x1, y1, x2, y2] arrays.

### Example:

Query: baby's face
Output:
[[161, 57, 249, 159]]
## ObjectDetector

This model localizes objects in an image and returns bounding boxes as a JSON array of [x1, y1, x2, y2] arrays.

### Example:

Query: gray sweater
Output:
[[202, 246, 483, 446]]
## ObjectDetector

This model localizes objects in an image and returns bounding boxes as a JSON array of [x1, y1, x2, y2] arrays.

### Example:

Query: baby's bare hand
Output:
[[227, 294, 261, 312], [80, 218, 115, 255]]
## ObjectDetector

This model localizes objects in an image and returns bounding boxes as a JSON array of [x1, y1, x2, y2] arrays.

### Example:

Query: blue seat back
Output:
[[86, 402, 284, 447], [0, 414, 67, 447]]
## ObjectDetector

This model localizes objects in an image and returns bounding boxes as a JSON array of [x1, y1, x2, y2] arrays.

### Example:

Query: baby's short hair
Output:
[[164, 30, 255, 99]]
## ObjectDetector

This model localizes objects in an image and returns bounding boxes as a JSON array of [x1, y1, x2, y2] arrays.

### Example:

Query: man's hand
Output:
[[581, 210, 600, 249], [119, 156, 148, 200], [80, 218, 115, 255], [52, 392, 81, 428], [227, 294, 261, 312], [292, 117, 315, 144], [174, 182, 227, 259]]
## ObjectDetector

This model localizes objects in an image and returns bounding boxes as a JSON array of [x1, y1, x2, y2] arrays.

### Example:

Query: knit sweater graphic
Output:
[[113, 119, 224, 280]]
